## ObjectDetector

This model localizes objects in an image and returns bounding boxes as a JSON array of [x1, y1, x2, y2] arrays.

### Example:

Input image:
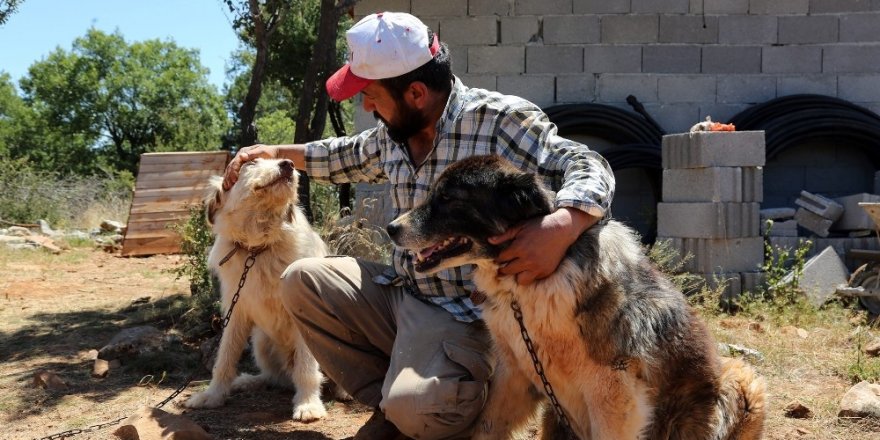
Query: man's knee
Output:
[[279, 257, 329, 318], [382, 378, 486, 440]]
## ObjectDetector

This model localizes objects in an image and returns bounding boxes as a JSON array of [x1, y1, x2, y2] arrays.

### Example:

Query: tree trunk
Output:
[[293, 0, 349, 221], [237, 0, 273, 148]]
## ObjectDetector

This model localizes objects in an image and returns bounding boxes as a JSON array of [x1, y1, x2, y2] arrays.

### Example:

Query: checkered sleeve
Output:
[[494, 103, 615, 219], [304, 128, 388, 185]]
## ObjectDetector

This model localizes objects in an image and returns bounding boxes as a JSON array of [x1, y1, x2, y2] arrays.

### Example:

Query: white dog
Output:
[[184, 158, 331, 421]]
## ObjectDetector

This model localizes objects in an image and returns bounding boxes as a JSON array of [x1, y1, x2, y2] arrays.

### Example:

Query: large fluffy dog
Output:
[[184, 158, 330, 421], [387, 155, 766, 439]]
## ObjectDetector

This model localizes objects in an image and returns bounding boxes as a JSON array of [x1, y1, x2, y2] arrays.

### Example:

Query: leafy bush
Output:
[[167, 206, 218, 338]]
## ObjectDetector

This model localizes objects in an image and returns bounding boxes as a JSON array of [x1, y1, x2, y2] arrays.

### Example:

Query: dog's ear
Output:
[[204, 176, 224, 226], [499, 171, 553, 220]]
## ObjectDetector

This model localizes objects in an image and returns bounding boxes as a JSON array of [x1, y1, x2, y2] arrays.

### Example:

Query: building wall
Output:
[[351, 0, 880, 134]]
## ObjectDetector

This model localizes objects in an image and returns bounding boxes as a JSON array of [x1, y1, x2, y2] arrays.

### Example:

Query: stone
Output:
[[838, 381, 880, 419], [7, 226, 31, 236], [717, 343, 764, 364], [92, 358, 121, 378], [24, 235, 62, 254], [100, 219, 127, 234], [33, 370, 67, 391], [38, 219, 58, 236], [113, 406, 211, 440], [784, 400, 814, 419], [865, 339, 880, 357], [99, 326, 167, 362]]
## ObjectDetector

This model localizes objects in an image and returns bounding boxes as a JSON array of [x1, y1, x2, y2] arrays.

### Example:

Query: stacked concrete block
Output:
[[658, 131, 767, 299], [794, 190, 844, 237]]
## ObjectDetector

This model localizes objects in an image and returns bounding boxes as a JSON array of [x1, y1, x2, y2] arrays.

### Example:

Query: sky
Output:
[[0, 0, 241, 91]]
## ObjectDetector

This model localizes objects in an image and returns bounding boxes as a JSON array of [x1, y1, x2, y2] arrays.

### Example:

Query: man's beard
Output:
[[374, 99, 430, 144]]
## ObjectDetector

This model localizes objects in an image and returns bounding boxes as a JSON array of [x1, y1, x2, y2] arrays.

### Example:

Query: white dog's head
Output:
[[205, 158, 300, 246]]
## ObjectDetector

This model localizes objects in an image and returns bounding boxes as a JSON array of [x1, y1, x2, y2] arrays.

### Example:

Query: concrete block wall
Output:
[[352, 0, 880, 133]]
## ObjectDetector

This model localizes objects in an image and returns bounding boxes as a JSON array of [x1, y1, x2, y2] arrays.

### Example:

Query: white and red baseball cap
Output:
[[326, 12, 440, 101]]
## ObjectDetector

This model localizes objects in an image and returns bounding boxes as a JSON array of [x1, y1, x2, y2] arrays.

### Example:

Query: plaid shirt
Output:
[[305, 77, 615, 322]]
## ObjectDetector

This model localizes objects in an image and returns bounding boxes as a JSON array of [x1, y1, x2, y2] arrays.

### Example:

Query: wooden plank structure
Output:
[[121, 151, 230, 256]]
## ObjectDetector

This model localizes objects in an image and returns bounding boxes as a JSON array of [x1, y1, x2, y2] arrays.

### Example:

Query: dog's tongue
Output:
[[418, 244, 441, 260]]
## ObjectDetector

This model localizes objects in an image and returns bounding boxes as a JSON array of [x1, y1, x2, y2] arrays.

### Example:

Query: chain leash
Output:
[[510, 300, 573, 431], [36, 249, 260, 440]]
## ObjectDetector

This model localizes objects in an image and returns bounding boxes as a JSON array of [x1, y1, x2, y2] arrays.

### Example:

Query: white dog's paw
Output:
[[291, 400, 327, 422], [231, 373, 269, 392], [183, 389, 227, 409]]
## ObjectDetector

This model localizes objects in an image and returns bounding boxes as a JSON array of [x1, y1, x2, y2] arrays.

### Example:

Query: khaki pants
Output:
[[280, 256, 492, 440]]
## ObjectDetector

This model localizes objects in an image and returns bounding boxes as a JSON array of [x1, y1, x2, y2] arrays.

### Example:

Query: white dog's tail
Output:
[[711, 357, 767, 440]]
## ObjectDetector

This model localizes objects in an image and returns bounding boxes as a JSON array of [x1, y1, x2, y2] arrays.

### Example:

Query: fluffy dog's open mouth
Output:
[[255, 174, 294, 190], [414, 236, 473, 272]]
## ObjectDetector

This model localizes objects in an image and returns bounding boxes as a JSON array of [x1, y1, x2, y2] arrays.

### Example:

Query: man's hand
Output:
[[222, 144, 279, 190], [487, 208, 599, 285]]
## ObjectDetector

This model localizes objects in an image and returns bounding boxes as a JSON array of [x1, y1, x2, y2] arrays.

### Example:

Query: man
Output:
[[223, 11, 615, 440]]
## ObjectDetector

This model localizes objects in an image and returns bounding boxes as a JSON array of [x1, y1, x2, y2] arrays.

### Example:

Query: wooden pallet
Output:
[[121, 151, 229, 257]]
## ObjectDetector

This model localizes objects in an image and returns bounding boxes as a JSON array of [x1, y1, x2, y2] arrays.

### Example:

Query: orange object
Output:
[[709, 122, 736, 131]]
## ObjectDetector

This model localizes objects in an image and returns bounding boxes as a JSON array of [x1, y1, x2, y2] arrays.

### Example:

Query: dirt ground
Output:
[[1, 246, 879, 439]]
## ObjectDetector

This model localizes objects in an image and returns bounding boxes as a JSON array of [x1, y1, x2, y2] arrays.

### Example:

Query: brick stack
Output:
[[657, 131, 767, 301]]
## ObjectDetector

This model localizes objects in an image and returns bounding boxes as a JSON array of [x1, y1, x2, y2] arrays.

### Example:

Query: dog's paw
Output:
[[183, 390, 226, 409], [291, 400, 327, 422], [231, 373, 268, 392]]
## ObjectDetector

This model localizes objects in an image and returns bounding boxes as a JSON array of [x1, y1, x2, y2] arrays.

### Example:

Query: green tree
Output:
[[19, 29, 229, 174], [0, 0, 24, 26]]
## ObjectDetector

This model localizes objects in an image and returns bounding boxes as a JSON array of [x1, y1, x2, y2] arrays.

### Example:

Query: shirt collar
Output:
[[434, 76, 467, 134]]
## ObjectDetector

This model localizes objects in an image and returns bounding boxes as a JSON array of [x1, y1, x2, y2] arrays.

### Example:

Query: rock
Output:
[[98, 326, 167, 362], [783, 246, 849, 307], [24, 235, 62, 254], [0, 235, 27, 244], [112, 406, 210, 440], [65, 230, 92, 242], [865, 339, 880, 357], [7, 226, 31, 236], [33, 370, 68, 391], [38, 219, 58, 236], [780, 325, 810, 339], [92, 358, 121, 378], [717, 343, 765, 364], [100, 220, 126, 234], [838, 381, 880, 419], [784, 400, 813, 419]]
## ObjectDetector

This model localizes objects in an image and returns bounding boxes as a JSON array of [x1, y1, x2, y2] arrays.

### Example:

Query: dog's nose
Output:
[[279, 159, 294, 178], [386, 221, 401, 241]]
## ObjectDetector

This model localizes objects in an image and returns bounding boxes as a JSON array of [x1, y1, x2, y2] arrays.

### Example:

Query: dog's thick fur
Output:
[[183, 158, 331, 421], [387, 155, 766, 439]]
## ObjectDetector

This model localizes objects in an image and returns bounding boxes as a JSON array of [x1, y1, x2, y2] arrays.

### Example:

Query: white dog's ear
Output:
[[204, 176, 224, 226]]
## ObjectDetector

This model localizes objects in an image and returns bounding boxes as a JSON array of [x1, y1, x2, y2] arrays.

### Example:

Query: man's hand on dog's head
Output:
[[488, 208, 599, 285], [223, 144, 280, 190]]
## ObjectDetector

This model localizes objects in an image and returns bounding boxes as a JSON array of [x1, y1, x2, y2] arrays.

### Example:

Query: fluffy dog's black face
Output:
[[387, 155, 553, 273]]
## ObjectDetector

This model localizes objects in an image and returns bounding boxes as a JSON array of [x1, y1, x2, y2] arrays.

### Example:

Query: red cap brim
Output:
[[326, 64, 372, 102]]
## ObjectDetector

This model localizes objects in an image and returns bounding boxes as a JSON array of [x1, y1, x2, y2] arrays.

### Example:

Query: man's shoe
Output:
[[353, 409, 407, 440]]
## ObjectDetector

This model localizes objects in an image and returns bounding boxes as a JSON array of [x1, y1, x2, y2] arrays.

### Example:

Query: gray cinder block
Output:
[[661, 131, 766, 169], [832, 193, 880, 230], [657, 203, 760, 238], [795, 207, 834, 238], [795, 190, 844, 221], [783, 246, 849, 306], [762, 219, 798, 237], [663, 167, 762, 203], [659, 236, 764, 273], [761, 207, 796, 220], [741, 271, 767, 294]]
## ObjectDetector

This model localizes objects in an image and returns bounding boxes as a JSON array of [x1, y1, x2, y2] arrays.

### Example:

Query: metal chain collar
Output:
[[510, 300, 573, 431], [36, 249, 260, 440]]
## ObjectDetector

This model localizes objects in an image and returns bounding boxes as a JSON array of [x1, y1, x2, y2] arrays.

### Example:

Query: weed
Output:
[[846, 326, 880, 383]]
